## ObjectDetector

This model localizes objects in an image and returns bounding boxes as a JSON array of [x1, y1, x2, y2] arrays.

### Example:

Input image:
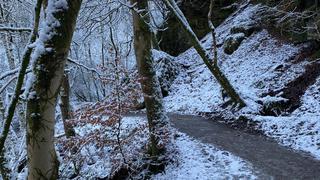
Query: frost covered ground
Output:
[[164, 4, 302, 114], [253, 76, 320, 159], [153, 133, 258, 180], [163, 3, 320, 159], [53, 115, 259, 179]]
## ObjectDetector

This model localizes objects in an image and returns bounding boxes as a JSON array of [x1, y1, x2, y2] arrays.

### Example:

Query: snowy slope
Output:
[[164, 3, 320, 159], [164, 4, 303, 114], [254, 76, 320, 159]]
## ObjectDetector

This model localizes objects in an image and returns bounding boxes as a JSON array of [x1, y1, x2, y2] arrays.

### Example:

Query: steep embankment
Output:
[[163, 3, 320, 159]]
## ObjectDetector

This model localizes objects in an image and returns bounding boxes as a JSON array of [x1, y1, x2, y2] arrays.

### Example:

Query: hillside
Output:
[[163, 3, 320, 159]]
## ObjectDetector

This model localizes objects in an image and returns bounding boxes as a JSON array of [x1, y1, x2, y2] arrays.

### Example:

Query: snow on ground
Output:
[[164, 4, 302, 114], [294, 76, 320, 115], [252, 76, 320, 159], [153, 132, 258, 180], [54, 114, 259, 179], [57, 115, 148, 179], [254, 114, 320, 159], [164, 3, 320, 159]]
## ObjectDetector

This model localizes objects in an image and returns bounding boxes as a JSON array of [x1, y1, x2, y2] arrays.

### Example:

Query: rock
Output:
[[230, 25, 260, 37], [158, 0, 238, 56], [253, 80, 266, 89], [153, 50, 180, 97], [223, 33, 246, 55], [259, 95, 290, 116]]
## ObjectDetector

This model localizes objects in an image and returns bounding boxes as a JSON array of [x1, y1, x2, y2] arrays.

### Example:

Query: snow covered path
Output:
[[170, 114, 320, 179]]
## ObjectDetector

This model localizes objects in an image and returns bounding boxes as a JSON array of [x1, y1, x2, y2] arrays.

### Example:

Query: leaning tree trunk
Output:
[[162, 0, 246, 108], [131, 0, 170, 173], [25, 1, 82, 179]]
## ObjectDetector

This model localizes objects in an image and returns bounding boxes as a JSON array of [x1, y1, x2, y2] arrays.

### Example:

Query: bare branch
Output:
[[0, 76, 17, 95], [0, 68, 31, 80], [0, 27, 32, 33], [67, 58, 102, 77]]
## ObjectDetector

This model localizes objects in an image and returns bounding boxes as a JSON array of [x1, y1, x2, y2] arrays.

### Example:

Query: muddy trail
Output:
[[128, 113, 320, 179], [167, 114, 320, 180]]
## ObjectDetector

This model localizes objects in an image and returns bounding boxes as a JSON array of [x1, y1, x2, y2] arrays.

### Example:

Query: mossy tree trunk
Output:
[[162, 0, 246, 108], [26, 1, 82, 179], [131, 0, 170, 172]]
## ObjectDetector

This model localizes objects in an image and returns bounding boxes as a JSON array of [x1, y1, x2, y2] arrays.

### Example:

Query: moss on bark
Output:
[[26, 1, 82, 179], [131, 0, 170, 174]]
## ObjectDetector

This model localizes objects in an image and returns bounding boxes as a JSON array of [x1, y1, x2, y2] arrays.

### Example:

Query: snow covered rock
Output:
[[153, 50, 180, 97], [258, 95, 290, 116], [223, 33, 246, 55], [230, 24, 260, 37]]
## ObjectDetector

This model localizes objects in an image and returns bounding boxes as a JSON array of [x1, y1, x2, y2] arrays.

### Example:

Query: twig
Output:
[[0, 76, 17, 94], [0, 27, 32, 33], [0, 68, 31, 80], [67, 58, 103, 77]]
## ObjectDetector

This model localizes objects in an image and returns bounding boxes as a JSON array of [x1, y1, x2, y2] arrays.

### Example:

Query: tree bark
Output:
[[208, 0, 218, 67], [3, 33, 16, 70], [25, 1, 82, 179], [162, 0, 246, 108], [59, 73, 75, 138], [131, 0, 170, 172]]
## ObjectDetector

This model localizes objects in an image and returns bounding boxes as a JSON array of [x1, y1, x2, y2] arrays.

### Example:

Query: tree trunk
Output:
[[3, 33, 16, 70], [162, 0, 246, 108], [0, 1, 43, 179], [26, 1, 82, 179], [131, 0, 170, 173], [59, 73, 75, 138]]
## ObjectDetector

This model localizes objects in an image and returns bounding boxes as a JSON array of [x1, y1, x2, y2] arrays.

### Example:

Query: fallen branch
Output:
[[0, 27, 32, 33]]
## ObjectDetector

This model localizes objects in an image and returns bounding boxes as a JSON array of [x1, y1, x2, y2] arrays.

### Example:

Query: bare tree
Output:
[[260, 0, 320, 41]]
